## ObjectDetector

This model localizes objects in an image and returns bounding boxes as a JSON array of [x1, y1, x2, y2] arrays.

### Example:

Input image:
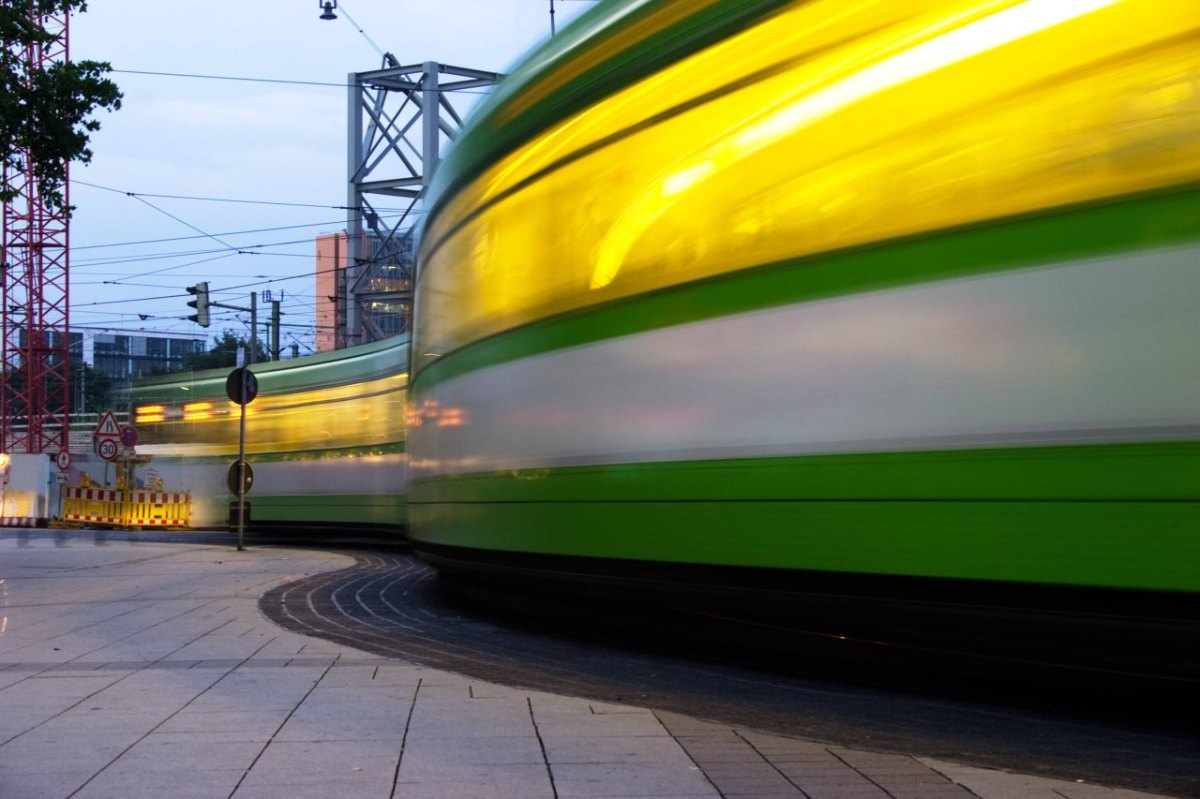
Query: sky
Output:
[[65, 0, 594, 355]]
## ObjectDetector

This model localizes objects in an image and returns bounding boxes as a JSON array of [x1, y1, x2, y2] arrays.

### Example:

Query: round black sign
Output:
[[226, 460, 254, 496], [225, 367, 259, 405]]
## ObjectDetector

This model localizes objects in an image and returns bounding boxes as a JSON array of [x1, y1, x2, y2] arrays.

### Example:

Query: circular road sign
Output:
[[226, 460, 254, 496], [120, 426, 139, 448], [56, 450, 72, 471], [225, 367, 259, 405], [97, 438, 119, 462]]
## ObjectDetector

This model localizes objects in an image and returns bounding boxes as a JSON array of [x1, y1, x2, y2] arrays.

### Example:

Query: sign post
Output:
[[93, 411, 124, 487], [226, 367, 258, 551]]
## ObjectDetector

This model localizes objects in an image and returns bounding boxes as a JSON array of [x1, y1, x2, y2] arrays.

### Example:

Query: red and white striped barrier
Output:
[[61, 486, 191, 529], [125, 491, 190, 527], [0, 517, 41, 527]]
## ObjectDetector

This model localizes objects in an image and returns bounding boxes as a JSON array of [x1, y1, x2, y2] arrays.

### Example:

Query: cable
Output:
[[109, 68, 497, 95], [67, 183, 416, 336], [72, 211, 419, 253], [112, 68, 349, 88], [72, 179, 356, 210], [76, 246, 316, 270], [70, 181, 417, 264], [75, 249, 236, 269], [334, 3, 389, 63], [127, 193, 241, 253], [69, 181, 407, 295]]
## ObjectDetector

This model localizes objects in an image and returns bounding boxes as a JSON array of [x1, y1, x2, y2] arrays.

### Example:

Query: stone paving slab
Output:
[[0, 534, 1180, 799]]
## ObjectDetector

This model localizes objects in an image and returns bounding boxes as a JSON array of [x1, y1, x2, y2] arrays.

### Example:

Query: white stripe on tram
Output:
[[411, 245, 1200, 477]]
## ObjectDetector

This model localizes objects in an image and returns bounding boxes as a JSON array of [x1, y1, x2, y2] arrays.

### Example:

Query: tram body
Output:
[[406, 0, 1200, 643], [131, 336, 408, 531]]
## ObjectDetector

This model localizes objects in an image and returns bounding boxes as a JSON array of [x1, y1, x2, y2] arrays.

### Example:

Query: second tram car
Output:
[[131, 336, 409, 532]]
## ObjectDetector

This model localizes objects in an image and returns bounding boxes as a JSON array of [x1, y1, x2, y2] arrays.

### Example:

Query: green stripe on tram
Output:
[[408, 442, 1200, 592], [408, 496, 1198, 592], [412, 186, 1200, 391], [410, 441, 1200, 503], [193, 494, 407, 527], [244, 495, 407, 526], [132, 335, 408, 404]]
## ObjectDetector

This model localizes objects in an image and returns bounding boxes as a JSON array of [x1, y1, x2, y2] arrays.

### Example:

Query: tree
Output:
[[71, 360, 111, 413], [182, 330, 267, 372], [1, 1, 122, 212]]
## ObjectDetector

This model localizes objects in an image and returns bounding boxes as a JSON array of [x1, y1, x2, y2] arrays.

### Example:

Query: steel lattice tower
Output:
[[1, 6, 71, 454], [342, 61, 499, 347]]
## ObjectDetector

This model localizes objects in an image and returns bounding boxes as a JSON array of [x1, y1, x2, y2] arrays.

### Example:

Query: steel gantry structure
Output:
[[339, 59, 500, 348], [1, 6, 71, 455]]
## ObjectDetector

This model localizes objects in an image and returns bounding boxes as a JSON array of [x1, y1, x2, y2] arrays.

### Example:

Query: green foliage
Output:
[[3, 359, 112, 415], [1, 0, 122, 213], [182, 330, 267, 371], [72, 360, 112, 413]]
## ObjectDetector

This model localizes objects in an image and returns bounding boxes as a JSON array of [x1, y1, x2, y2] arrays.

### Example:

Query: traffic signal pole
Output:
[[199, 292, 279, 362]]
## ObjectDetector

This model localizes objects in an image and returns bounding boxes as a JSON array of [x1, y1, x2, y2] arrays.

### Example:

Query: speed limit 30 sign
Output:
[[97, 438, 119, 462]]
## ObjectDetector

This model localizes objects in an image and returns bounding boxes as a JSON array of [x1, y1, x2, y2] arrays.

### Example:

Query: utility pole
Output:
[[271, 299, 281, 360], [249, 292, 257, 365], [206, 293, 272, 362]]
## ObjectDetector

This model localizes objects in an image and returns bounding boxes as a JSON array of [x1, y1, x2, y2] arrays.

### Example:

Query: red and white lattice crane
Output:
[[1, 5, 71, 455]]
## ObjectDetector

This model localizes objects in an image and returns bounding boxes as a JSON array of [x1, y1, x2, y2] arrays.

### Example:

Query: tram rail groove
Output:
[[258, 545, 1200, 799]]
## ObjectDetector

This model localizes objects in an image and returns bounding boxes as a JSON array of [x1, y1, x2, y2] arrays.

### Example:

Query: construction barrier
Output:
[[0, 517, 41, 527], [62, 487, 123, 526], [125, 491, 191, 527], [61, 486, 191, 530]]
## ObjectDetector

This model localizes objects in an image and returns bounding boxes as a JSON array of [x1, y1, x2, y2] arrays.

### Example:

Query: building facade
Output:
[[72, 327, 208, 396], [315, 231, 413, 353]]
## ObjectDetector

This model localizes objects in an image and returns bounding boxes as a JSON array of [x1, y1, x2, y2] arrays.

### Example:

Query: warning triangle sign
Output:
[[94, 410, 122, 438]]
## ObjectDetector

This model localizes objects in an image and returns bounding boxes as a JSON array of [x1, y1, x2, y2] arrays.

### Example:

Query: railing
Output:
[[3, 412, 132, 453]]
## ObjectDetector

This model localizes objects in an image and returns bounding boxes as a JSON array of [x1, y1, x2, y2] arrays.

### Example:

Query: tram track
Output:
[[8, 530, 1194, 795], [260, 547, 1200, 799]]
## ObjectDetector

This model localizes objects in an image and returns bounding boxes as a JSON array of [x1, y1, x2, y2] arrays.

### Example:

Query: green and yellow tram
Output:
[[407, 0, 1200, 658], [131, 336, 409, 532]]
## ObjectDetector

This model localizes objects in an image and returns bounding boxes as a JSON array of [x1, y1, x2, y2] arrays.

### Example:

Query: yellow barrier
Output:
[[124, 490, 191, 528], [62, 487, 123, 526], [61, 486, 191, 530]]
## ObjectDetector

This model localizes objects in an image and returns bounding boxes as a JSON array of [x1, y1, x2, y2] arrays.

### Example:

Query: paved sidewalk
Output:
[[0, 534, 1176, 799]]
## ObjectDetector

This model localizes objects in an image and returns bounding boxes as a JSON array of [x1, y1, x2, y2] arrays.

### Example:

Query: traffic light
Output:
[[186, 282, 210, 327]]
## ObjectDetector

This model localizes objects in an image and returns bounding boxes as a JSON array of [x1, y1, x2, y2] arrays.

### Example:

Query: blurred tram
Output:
[[407, 0, 1200, 670], [130, 336, 408, 534]]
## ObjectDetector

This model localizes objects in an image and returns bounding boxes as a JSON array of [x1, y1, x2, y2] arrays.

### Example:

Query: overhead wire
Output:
[[72, 179, 367, 211], [109, 67, 495, 95], [69, 182, 418, 293], [71, 211, 420, 254], [334, 2, 389, 63], [111, 68, 350, 88], [73, 42, 441, 352]]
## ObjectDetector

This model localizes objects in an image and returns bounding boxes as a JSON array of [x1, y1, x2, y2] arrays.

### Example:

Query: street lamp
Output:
[[319, 1, 337, 21]]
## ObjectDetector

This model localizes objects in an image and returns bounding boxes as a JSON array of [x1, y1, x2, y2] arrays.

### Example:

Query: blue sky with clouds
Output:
[[65, 1, 593, 353]]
